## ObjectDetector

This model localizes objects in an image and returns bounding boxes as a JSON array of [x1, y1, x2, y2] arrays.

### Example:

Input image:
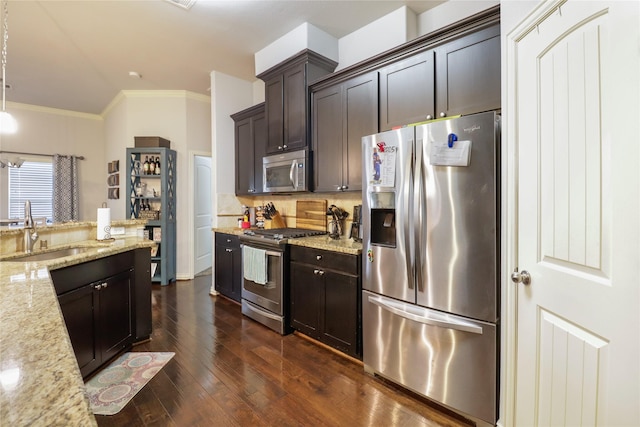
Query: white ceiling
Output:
[[6, 0, 445, 115]]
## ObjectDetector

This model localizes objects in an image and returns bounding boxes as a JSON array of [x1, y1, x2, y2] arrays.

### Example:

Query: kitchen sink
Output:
[[4, 247, 90, 262]]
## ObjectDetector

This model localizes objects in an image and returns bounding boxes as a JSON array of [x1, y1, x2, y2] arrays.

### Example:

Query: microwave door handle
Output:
[[290, 160, 297, 189]]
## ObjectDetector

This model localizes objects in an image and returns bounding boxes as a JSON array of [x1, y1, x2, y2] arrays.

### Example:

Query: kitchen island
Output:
[[0, 221, 154, 427]]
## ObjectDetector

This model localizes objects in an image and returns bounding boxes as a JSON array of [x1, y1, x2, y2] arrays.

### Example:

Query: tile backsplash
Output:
[[217, 192, 362, 235]]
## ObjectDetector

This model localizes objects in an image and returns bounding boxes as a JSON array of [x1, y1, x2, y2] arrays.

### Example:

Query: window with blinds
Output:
[[8, 160, 53, 221]]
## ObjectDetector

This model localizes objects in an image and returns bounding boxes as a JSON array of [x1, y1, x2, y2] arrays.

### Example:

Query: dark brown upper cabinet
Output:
[[258, 50, 337, 155], [232, 103, 266, 195], [435, 23, 500, 118], [378, 22, 500, 131], [313, 72, 378, 192], [379, 51, 435, 131]]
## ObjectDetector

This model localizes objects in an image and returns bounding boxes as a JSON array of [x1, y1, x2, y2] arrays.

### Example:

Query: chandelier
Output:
[[0, 0, 16, 134]]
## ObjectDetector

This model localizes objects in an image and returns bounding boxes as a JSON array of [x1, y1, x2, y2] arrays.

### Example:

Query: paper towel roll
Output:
[[97, 207, 112, 240]]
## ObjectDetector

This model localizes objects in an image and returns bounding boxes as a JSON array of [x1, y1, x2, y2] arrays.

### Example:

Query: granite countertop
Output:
[[213, 227, 362, 255], [0, 236, 155, 427], [0, 219, 147, 236]]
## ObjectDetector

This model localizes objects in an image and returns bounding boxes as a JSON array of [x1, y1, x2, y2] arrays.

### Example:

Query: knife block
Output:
[[270, 212, 286, 229]]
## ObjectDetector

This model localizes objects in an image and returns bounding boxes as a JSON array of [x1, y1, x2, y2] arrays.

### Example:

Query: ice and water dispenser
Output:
[[369, 192, 396, 247]]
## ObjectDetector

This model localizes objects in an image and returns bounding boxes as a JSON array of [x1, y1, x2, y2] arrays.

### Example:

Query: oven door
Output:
[[241, 245, 284, 315]]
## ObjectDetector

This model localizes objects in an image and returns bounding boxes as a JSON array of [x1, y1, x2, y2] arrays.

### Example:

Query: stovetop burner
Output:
[[240, 227, 327, 246]]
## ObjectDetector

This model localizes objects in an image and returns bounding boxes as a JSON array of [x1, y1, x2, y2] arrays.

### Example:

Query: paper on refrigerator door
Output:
[[430, 140, 472, 166], [368, 142, 396, 187]]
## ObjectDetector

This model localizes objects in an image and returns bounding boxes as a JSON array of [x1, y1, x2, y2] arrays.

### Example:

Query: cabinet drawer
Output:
[[290, 246, 358, 275], [215, 233, 240, 248], [51, 251, 134, 296]]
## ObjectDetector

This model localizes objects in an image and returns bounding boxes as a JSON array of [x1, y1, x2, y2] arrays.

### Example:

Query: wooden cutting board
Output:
[[296, 200, 327, 231]]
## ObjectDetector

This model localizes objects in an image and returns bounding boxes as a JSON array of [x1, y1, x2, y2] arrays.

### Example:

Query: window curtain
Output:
[[52, 154, 80, 222]]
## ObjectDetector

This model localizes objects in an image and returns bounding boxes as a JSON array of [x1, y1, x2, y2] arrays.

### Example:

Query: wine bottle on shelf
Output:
[[149, 157, 155, 174], [143, 156, 150, 175], [154, 156, 161, 175]]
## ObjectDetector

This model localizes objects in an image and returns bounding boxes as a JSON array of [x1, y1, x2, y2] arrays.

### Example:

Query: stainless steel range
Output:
[[239, 228, 326, 334]]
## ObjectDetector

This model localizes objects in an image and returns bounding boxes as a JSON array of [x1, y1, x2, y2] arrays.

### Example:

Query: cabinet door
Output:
[[229, 239, 242, 303], [252, 111, 267, 195], [283, 63, 307, 152], [99, 269, 133, 363], [313, 84, 344, 192], [235, 116, 255, 195], [435, 24, 500, 118], [343, 72, 379, 192], [265, 75, 284, 154], [322, 271, 360, 358], [290, 261, 322, 338], [58, 284, 100, 378], [215, 243, 234, 297], [379, 51, 435, 131]]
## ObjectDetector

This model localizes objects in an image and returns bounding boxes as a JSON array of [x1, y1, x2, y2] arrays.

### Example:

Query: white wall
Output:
[[103, 90, 211, 280], [337, 6, 417, 71], [254, 22, 339, 76], [210, 71, 254, 228], [417, 1, 499, 36], [0, 102, 105, 221]]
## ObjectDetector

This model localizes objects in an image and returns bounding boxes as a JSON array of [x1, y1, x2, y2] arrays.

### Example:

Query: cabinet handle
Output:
[[283, 144, 288, 149], [94, 283, 102, 290], [226, 248, 233, 252], [317, 270, 325, 276], [316, 255, 322, 261], [426, 114, 433, 120], [336, 185, 342, 191], [278, 145, 283, 150], [440, 112, 447, 118], [102, 282, 108, 289], [342, 185, 348, 190], [313, 269, 319, 275], [226, 239, 232, 243]]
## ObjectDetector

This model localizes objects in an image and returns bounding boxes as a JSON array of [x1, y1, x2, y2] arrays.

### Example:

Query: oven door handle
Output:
[[240, 244, 283, 257]]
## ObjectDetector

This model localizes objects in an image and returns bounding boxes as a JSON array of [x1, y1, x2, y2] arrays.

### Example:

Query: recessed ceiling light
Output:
[[164, 0, 196, 10], [129, 71, 142, 79]]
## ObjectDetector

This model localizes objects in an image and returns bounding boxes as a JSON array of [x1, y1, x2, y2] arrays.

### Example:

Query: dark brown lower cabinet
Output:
[[214, 233, 242, 303], [51, 249, 150, 379], [290, 246, 361, 359]]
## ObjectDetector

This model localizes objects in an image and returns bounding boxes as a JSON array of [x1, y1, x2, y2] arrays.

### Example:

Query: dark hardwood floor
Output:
[[95, 275, 472, 427]]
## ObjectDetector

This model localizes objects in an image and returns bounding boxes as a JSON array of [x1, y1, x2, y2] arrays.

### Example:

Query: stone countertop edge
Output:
[[0, 237, 155, 427], [0, 219, 147, 236], [213, 228, 362, 255]]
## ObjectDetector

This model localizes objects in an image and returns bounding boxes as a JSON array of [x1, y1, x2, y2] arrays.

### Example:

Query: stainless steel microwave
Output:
[[263, 149, 308, 193]]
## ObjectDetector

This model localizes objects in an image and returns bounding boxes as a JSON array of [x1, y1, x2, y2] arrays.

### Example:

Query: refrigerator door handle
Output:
[[368, 295, 483, 334], [414, 138, 425, 292], [404, 139, 415, 289]]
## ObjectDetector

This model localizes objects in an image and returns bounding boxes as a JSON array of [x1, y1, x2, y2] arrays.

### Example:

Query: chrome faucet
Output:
[[23, 200, 39, 253]]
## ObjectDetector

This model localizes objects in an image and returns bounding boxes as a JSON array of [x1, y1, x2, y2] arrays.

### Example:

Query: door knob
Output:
[[511, 268, 531, 285]]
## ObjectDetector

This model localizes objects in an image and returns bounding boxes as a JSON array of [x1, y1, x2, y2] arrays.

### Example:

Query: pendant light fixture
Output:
[[0, 0, 16, 134]]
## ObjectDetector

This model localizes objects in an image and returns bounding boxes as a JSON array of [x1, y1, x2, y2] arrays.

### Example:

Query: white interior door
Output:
[[194, 155, 212, 275], [512, 1, 639, 425]]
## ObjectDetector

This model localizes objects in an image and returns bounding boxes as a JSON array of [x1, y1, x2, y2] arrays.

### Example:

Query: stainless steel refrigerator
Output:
[[361, 111, 500, 426]]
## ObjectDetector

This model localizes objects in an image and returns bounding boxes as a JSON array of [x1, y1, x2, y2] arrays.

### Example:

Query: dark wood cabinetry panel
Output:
[[233, 103, 266, 195], [313, 85, 343, 192], [290, 261, 322, 337], [322, 270, 359, 356], [54, 262, 134, 379], [58, 284, 99, 376], [379, 51, 435, 131], [259, 50, 337, 155], [289, 246, 361, 358], [313, 72, 378, 192], [435, 23, 501, 118], [214, 233, 242, 302]]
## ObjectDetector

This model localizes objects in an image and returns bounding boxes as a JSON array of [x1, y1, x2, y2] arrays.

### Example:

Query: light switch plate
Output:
[[111, 226, 125, 235]]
